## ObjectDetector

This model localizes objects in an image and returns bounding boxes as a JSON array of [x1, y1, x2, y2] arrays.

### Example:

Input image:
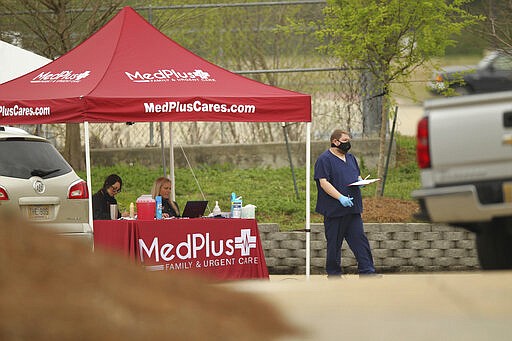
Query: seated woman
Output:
[[92, 174, 125, 220], [151, 177, 180, 218]]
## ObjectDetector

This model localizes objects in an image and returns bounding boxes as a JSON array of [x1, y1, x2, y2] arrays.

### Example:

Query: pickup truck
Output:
[[412, 91, 512, 269], [428, 51, 512, 95]]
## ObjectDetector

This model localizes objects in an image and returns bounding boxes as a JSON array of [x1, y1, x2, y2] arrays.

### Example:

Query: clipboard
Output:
[[348, 178, 380, 186]]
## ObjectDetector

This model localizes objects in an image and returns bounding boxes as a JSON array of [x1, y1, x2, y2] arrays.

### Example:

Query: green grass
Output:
[[79, 134, 419, 230]]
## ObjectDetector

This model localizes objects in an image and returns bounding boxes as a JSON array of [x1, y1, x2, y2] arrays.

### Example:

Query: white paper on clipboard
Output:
[[348, 178, 380, 186]]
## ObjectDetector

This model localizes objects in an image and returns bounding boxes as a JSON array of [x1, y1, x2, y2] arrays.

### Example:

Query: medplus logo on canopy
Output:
[[125, 68, 216, 83], [30, 70, 91, 83]]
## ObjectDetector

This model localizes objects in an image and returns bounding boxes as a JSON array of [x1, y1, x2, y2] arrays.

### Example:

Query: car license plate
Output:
[[503, 182, 512, 203], [29, 206, 50, 220]]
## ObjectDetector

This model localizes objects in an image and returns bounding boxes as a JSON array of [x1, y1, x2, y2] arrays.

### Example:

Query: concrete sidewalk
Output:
[[227, 272, 512, 341]]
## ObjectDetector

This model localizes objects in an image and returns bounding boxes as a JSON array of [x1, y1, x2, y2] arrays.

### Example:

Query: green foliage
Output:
[[78, 135, 420, 230], [0, 0, 125, 58], [317, 0, 482, 84], [149, 0, 323, 74], [310, 0, 481, 196]]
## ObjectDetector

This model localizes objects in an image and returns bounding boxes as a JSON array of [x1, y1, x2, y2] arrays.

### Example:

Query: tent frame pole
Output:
[[84, 121, 93, 232], [306, 122, 311, 278], [159, 122, 166, 176], [169, 122, 175, 201]]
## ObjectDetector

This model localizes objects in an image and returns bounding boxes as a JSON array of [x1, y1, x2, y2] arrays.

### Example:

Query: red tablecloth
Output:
[[93, 218, 269, 280]]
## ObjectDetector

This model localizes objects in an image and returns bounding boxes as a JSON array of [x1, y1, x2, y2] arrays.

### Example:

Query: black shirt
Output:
[[162, 199, 180, 218], [92, 189, 119, 220]]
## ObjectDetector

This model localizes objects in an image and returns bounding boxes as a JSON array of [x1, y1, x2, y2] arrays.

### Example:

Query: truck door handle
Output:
[[503, 111, 512, 127]]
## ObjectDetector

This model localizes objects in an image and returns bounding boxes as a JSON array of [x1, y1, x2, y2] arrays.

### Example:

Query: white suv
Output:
[[0, 126, 91, 243]]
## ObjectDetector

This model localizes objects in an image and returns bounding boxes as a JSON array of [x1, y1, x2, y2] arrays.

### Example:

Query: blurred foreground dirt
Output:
[[0, 215, 297, 340]]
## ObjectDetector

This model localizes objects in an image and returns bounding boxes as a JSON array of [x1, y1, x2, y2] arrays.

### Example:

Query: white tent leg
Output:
[[169, 122, 175, 201], [84, 121, 93, 232], [159, 122, 166, 176], [306, 122, 311, 278]]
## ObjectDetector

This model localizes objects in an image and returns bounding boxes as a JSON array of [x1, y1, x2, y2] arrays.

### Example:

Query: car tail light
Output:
[[68, 180, 89, 199], [416, 117, 431, 169], [0, 187, 9, 200]]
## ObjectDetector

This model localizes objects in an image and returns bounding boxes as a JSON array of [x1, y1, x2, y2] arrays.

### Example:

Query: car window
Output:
[[477, 52, 497, 69], [492, 55, 512, 71], [0, 139, 72, 179]]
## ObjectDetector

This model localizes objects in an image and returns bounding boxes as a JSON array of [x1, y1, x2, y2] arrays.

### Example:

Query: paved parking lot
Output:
[[228, 272, 512, 341]]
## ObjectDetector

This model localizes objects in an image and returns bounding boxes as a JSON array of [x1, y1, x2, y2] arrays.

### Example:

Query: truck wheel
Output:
[[476, 222, 512, 270]]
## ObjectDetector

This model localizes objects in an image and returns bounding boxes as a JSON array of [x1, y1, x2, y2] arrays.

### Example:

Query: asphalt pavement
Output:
[[227, 272, 512, 341]]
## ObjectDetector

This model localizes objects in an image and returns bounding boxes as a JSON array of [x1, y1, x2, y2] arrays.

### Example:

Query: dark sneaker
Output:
[[359, 273, 383, 278]]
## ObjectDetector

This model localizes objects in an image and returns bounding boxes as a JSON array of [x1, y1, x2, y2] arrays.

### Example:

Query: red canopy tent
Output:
[[0, 6, 310, 124], [0, 6, 313, 275]]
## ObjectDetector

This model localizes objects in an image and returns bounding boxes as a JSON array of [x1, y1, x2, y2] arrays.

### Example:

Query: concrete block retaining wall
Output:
[[258, 223, 480, 275]]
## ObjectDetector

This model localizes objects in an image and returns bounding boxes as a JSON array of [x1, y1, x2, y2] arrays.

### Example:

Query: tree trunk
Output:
[[63, 123, 83, 171], [361, 70, 382, 138]]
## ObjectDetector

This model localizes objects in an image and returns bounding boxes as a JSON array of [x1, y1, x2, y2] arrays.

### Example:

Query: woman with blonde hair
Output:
[[151, 177, 180, 218]]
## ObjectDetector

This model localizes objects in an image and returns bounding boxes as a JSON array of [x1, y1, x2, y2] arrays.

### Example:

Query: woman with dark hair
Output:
[[92, 174, 125, 220]]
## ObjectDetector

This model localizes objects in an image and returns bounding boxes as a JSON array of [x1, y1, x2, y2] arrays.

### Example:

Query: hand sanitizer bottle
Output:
[[212, 201, 221, 216]]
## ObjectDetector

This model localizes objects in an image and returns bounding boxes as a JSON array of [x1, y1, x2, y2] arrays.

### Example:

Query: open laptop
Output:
[[181, 200, 208, 218]]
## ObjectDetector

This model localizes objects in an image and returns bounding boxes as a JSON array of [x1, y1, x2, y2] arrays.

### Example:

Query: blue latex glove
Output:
[[338, 194, 354, 207], [358, 176, 365, 188]]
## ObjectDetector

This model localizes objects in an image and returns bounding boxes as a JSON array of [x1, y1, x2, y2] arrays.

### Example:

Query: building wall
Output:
[[258, 223, 480, 275]]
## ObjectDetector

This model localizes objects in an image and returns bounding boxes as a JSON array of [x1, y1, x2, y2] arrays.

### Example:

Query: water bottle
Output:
[[155, 195, 162, 220], [230, 192, 236, 217], [232, 200, 242, 218], [230, 192, 242, 218]]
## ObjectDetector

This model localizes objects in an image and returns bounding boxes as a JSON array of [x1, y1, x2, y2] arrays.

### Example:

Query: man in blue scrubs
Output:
[[314, 129, 376, 277]]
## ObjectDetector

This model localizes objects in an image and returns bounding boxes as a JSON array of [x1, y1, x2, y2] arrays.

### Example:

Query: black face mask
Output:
[[334, 141, 351, 153]]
